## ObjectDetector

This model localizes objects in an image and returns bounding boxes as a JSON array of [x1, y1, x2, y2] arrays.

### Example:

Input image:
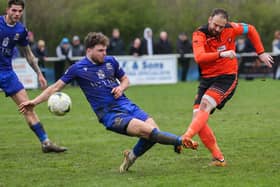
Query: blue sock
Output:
[[30, 122, 48, 143], [149, 128, 182, 146], [133, 138, 156, 157]]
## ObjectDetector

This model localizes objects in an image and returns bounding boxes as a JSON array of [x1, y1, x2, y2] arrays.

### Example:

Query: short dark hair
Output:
[[8, 0, 25, 9], [84, 32, 109, 49], [210, 8, 229, 21]]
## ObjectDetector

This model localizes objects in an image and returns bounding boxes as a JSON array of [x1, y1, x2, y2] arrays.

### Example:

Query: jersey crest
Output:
[[13, 33, 20, 41], [97, 69, 105, 79]]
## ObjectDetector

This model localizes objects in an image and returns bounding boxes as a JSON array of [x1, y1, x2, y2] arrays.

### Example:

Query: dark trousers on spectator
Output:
[[272, 55, 280, 79], [54, 60, 65, 81], [178, 57, 190, 81]]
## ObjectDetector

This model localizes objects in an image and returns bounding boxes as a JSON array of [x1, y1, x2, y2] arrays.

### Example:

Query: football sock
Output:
[[30, 122, 49, 143], [149, 128, 182, 146], [198, 123, 224, 160], [132, 138, 156, 157], [128, 150, 137, 161], [184, 110, 209, 138]]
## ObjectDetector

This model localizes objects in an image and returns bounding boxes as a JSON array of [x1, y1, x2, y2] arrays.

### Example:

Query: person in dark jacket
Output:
[[107, 28, 125, 55], [155, 31, 173, 54], [176, 32, 192, 81]]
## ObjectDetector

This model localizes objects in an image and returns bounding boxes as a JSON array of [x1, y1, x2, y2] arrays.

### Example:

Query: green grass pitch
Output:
[[0, 79, 279, 187]]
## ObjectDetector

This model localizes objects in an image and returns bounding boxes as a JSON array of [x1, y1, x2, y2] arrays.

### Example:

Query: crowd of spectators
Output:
[[12, 28, 280, 81]]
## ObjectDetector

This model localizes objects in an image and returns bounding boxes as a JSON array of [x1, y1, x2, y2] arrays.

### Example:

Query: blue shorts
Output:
[[0, 71, 24, 97], [100, 103, 149, 135]]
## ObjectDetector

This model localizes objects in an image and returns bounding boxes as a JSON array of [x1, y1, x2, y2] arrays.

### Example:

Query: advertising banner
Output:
[[116, 55, 178, 85], [12, 58, 38, 89]]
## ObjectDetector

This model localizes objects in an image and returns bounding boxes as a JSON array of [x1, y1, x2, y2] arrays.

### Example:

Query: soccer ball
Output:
[[47, 92, 72, 116]]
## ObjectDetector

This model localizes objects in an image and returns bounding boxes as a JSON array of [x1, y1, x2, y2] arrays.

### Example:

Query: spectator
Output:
[[129, 37, 142, 56], [28, 31, 36, 52], [272, 30, 280, 54], [33, 40, 48, 78], [176, 32, 192, 81], [71, 35, 85, 57], [55, 37, 72, 81], [107, 28, 125, 55], [155, 31, 173, 54], [236, 36, 255, 53], [272, 30, 280, 79], [140, 27, 155, 55], [236, 36, 260, 79]]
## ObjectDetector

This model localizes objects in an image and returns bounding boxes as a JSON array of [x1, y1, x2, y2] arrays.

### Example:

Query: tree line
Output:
[[1, 0, 280, 55]]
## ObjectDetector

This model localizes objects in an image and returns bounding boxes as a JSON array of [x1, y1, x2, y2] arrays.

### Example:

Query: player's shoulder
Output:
[[104, 56, 119, 65], [195, 24, 209, 34], [193, 24, 209, 40], [228, 22, 244, 28], [75, 57, 89, 66], [104, 56, 116, 62]]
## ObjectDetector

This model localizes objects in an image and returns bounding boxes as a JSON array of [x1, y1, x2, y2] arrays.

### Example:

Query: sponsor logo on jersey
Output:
[[2, 37, 9, 47], [106, 63, 113, 70], [217, 45, 226, 52]]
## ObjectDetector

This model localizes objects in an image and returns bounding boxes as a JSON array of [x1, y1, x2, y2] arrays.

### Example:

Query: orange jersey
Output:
[[192, 22, 265, 78]]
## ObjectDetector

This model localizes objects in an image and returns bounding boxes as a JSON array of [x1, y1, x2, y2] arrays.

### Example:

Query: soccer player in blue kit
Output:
[[1, 0, 67, 153], [19, 32, 189, 173]]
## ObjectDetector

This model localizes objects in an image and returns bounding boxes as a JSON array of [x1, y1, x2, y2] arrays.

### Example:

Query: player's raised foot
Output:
[[182, 136, 199, 150], [42, 141, 67, 153], [119, 150, 135, 173], [174, 145, 183, 154], [209, 158, 227, 167]]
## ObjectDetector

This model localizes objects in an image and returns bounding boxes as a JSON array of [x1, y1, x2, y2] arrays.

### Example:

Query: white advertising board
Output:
[[116, 55, 178, 85], [12, 58, 38, 89]]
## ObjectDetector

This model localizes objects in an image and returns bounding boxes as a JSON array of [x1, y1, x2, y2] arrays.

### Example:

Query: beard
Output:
[[91, 57, 104, 64], [209, 29, 220, 37]]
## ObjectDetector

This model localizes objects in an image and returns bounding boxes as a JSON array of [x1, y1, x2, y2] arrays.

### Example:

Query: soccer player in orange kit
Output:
[[182, 8, 274, 166]]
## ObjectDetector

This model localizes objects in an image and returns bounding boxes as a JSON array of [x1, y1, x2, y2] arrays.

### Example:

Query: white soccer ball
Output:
[[47, 92, 72, 116]]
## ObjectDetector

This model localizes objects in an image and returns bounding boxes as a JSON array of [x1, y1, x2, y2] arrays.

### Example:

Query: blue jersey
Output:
[[61, 56, 133, 119], [0, 15, 29, 71]]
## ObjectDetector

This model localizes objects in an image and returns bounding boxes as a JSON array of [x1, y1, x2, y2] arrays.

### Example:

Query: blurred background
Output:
[[1, 0, 280, 55]]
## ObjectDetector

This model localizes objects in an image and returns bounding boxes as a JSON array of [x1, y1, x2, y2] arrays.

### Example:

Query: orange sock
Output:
[[199, 123, 224, 160], [184, 110, 209, 138]]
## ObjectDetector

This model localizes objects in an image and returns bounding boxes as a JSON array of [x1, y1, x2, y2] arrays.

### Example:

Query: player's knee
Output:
[[200, 96, 216, 112], [139, 125, 156, 139], [145, 118, 159, 130]]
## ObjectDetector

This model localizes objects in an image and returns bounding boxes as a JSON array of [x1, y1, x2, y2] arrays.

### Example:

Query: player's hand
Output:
[[111, 86, 124, 99], [259, 53, 274, 68], [38, 73, 47, 90], [220, 50, 237, 59], [18, 100, 36, 114]]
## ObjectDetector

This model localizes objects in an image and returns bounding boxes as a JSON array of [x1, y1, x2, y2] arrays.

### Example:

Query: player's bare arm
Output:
[[19, 80, 66, 113], [111, 75, 130, 99], [20, 45, 47, 89], [258, 53, 274, 68]]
